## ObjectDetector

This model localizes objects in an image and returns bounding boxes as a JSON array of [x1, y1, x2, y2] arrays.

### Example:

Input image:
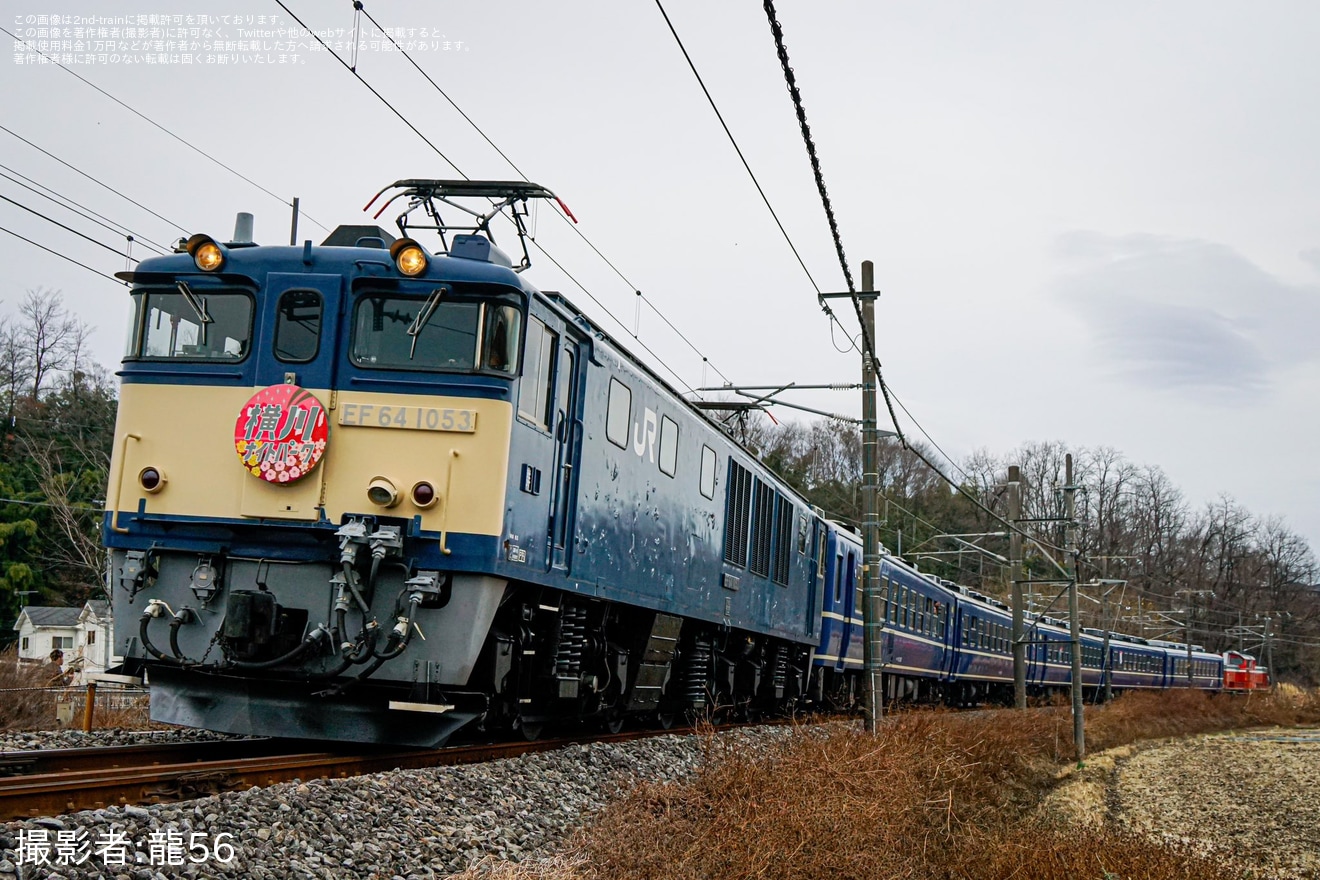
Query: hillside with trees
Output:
[[741, 416, 1319, 684], [0, 289, 116, 639]]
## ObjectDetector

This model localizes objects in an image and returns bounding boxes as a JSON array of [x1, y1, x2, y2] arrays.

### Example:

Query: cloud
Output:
[[1301, 247, 1320, 275], [1052, 232, 1320, 400]]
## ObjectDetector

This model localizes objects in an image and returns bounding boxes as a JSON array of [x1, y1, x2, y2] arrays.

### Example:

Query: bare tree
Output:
[[20, 288, 80, 398]]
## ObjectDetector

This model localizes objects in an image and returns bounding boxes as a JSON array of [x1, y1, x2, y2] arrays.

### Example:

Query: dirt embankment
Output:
[[1050, 727, 1320, 879]]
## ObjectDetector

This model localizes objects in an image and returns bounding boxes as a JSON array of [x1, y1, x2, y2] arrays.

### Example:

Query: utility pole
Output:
[[1264, 614, 1275, 686], [1100, 587, 1113, 703], [1186, 609, 1194, 687], [860, 260, 884, 732], [1065, 453, 1084, 763], [1009, 465, 1026, 709]]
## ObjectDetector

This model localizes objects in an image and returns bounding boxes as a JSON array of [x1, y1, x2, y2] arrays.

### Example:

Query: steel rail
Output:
[[1, 721, 780, 820]]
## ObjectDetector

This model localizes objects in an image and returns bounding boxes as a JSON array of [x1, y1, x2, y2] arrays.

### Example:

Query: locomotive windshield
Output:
[[126, 287, 254, 361], [351, 290, 521, 374]]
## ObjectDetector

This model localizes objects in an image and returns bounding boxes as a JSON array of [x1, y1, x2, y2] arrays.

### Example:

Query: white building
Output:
[[13, 600, 119, 682]]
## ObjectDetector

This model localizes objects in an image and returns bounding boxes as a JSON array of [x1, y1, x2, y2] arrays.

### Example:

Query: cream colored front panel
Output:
[[110, 383, 512, 536], [320, 392, 512, 537]]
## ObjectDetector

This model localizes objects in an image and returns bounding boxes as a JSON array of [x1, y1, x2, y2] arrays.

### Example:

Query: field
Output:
[[466, 689, 1320, 880]]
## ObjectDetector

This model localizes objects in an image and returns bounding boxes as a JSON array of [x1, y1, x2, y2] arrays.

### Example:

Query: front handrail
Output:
[[108, 433, 142, 534], [439, 449, 460, 556]]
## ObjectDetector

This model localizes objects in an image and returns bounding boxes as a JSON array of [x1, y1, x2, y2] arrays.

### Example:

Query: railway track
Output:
[[0, 723, 750, 821]]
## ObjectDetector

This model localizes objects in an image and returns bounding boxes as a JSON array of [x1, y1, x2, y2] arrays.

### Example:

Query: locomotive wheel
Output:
[[655, 711, 676, 730], [519, 719, 545, 741], [604, 714, 626, 734]]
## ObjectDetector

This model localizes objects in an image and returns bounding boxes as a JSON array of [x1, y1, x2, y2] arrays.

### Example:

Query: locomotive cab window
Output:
[[130, 287, 253, 361], [483, 304, 521, 374], [350, 289, 522, 374], [351, 289, 481, 371], [274, 289, 322, 363], [518, 317, 557, 430]]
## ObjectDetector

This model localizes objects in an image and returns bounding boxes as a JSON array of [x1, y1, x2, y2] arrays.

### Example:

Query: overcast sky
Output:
[[3, 1, 1318, 554]]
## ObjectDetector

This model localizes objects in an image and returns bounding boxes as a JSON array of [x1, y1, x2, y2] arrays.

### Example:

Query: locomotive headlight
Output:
[[184, 233, 227, 272], [390, 238, 428, 276], [411, 481, 438, 509], [138, 467, 167, 493], [367, 477, 400, 508]]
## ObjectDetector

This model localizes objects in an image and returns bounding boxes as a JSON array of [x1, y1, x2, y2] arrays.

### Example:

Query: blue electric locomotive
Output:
[[104, 181, 832, 746]]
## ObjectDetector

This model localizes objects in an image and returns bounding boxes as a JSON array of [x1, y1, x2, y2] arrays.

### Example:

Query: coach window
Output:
[[518, 317, 556, 430], [606, 378, 631, 449], [135, 287, 253, 360], [658, 416, 679, 477], [833, 553, 843, 605], [274, 289, 321, 362], [699, 445, 717, 499]]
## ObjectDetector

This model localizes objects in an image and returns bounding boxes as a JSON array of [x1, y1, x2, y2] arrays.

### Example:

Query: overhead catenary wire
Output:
[[754, 4, 1074, 559], [652, 0, 861, 358], [0, 165, 170, 255], [0, 194, 139, 264], [0, 25, 330, 235], [0, 224, 125, 285], [274, 0, 718, 395], [351, 0, 733, 388], [0, 124, 190, 235]]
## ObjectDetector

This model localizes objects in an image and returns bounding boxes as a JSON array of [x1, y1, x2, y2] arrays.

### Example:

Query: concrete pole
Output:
[[1101, 557, 1112, 702], [1186, 610, 1194, 687], [1009, 465, 1026, 709], [861, 260, 883, 731], [1264, 615, 1275, 687], [1065, 453, 1085, 763]]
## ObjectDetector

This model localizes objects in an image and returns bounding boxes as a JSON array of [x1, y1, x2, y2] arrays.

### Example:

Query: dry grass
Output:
[[0, 645, 60, 730], [463, 689, 1320, 880]]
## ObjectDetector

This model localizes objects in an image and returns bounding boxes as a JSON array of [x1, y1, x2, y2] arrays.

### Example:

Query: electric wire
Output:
[[886, 385, 972, 484], [759, 1, 905, 441], [758, 4, 1051, 555], [653, 0, 862, 358], [528, 238, 697, 396], [0, 124, 190, 234], [278, 0, 713, 394], [0, 25, 330, 235], [270, 1, 466, 179], [0, 194, 139, 263], [353, 0, 733, 387], [0, 165, 170, 255], [0, 224, 125, 285]]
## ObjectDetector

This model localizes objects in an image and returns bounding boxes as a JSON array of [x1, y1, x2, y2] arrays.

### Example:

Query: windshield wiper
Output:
[[405, 286, 447, 359], [176, 281, 212, 346]]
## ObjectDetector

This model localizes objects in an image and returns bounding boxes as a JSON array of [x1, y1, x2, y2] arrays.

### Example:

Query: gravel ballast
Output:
[[0, 728, 239, 753], [1110, 726, 1320, 879], [1, 726, 788, 879]]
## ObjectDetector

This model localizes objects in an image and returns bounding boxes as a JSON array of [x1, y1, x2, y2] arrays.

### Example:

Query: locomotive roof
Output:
[[120, 238, 536, 292]]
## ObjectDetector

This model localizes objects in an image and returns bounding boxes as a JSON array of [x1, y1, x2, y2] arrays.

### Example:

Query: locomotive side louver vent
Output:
[[724, 461, 752, 567], [749, 481, 773, 577], [771, 494, 793, 586]]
